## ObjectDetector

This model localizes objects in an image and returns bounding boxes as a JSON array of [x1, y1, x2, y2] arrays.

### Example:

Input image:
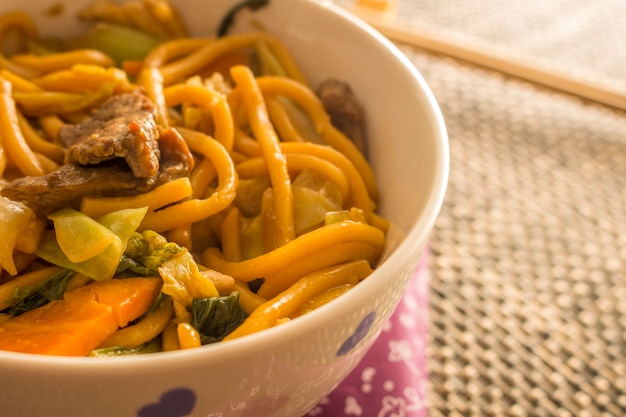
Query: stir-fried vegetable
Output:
[[0, 0, 385, 355], [191, 292, 247, 344], [0, 197, 38, 275], [0, 277, 162, 356], [6, 268, 75, 317], [35, 207, 148, 281], [71, 23, 164, 65]]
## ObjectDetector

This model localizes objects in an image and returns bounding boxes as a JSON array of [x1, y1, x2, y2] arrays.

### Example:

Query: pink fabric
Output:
[[309, 251, 430, 417]]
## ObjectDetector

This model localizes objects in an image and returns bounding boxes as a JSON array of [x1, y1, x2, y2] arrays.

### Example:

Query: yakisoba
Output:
[[0, 1, 388, 356]]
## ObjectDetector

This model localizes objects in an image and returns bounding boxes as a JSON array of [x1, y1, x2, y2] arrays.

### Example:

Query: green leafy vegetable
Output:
[[255, 40, 286, 77], [191, 293, 248, 344], [6, 268, 76, 317], [115, 255, 155, 278], [88, 338, 162, 357], [35, 207, 148, 281], [122, 230, 182, 276], [159, 250, 220, 320], [71, 23, 163, 65]]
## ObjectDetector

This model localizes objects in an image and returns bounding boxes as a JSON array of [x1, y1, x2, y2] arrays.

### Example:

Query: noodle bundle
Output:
[[0, 0, 388, 356]]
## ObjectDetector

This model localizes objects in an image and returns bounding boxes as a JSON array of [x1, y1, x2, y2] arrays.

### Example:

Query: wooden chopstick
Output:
[[347, 6, 626, 111]]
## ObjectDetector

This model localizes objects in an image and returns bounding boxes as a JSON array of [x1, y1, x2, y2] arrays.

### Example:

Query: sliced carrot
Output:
[[64, 277, 162, 328], [0, 296, 117, 356], [0, 277, 162, 356]]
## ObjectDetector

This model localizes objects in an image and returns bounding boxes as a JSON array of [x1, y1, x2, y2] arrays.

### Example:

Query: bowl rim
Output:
[[0, 0, 449, 368]]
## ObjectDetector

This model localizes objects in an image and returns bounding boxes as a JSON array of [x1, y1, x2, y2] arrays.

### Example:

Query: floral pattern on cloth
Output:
[[308, 249, 430, 417]]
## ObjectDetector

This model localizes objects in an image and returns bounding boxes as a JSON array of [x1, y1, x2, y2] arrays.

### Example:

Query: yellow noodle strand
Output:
[[163, 83, 233, 151], [231, 65, 295, 246], [80, 177, 193, 218], [189, 158, 217, 199], [265, 95, 305, 142], [202, 221, 385, 285], [232, 280, 266, 315], [0, 129, 6, 176], [33, 65, 130, 94], [16, 110, 64, 164], [34, 152, 59, 173], [177, 322, 201, 349], [37, 115, 64, 142], [256, 241, 381, 298], [0, 69, 41, 92], [137, 65, 170, 128], [221, 207, 243, 262], [260, 188, 279, 253], [0, 266, 61, 311], [99, 296, 174, 349], [167, 225, 193, 250], [0, 76, 44, 176], [159, 32, 307, 86], [256, 76, 378, 200], [256, 76, 330, 133], [233, 127, 263, 157], [12, 85, 114, 117], [145, 38, 213, 67], [161, 322, 181, 351], [235, 153, 350, 205], [225, 260, 371, 340], [11, 50, 116, 73], [281, 142, 374, 215], [292, 283, 355, 318], [139, 128, 237, 232]]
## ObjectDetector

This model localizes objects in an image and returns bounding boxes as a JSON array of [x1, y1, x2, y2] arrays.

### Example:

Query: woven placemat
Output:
[[333, 1, 626, 414], [412, 48, 626, 415], [391, 0, 626, 96], [376, 1, 626, 415]]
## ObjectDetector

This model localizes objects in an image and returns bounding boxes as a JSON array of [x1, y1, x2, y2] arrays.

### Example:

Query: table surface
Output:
[[334, 1, 626, 416]]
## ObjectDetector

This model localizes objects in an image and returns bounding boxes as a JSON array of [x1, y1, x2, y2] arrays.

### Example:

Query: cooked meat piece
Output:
[[0, 128, 194, 216], [0, 162, 156, 215], [316, 79, 367, 156], [157, 127, 195, 184], [60, 91, 160, 179]]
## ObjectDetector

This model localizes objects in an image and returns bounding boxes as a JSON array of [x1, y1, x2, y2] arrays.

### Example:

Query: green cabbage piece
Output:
[[35, 207, 148, 281], [71, 23, 163, 65]]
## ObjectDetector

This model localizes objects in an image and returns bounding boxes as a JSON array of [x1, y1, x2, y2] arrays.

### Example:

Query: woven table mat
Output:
[[362, 0, 626, 415], [390, 0, 626, 95]]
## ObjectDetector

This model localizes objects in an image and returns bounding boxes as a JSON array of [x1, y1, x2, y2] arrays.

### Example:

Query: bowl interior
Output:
[[0, 0, 448, 358], [0, 1, 448, 415]]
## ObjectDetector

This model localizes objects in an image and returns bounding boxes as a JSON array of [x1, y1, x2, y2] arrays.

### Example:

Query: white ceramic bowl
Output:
[[0, 1, 449, 416]]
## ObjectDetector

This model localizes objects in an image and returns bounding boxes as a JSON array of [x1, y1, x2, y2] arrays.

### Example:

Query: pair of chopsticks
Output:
[[344, 4, 626, 111]]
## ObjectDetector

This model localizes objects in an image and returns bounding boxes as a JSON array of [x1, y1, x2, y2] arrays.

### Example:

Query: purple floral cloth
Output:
[[308, 250, 430, 417]]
